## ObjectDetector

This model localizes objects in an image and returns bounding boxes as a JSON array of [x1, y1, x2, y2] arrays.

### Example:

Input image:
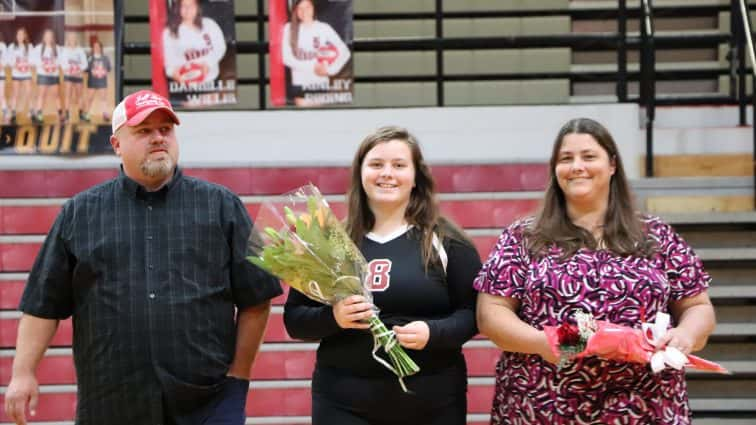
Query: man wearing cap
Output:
[[4, 90, 282, 425]]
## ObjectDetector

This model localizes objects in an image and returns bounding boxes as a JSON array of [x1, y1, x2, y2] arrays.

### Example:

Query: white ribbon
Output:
[[643, 312, 688, 373], [369, 320, 409, 393]]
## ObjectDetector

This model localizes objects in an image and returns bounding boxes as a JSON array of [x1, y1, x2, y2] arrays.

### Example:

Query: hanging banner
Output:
[[269, 0, 353, 107], [0, 0, 115, 155], [149, 0, 238, 108]]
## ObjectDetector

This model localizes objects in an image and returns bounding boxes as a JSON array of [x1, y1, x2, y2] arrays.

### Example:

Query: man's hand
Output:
[[4, 372, 39, 425]]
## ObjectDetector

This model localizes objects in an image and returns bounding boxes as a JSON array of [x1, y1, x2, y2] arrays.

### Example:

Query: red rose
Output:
[[557, 322, 581, 346]]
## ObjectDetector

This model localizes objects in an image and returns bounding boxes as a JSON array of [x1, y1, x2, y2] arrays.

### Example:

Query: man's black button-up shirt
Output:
[[19, 168, 282, 424]]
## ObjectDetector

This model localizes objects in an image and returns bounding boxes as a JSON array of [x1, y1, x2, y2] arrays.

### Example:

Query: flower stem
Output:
[[368, 316, 420, 378]]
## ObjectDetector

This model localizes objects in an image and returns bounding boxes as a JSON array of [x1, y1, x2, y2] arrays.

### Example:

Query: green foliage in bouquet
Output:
[[247, 185, 419, 389], [248, 199, 363, 304]]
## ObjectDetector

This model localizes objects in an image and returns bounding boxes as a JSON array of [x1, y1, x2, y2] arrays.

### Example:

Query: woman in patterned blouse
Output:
[[474, 117, 716, 424]]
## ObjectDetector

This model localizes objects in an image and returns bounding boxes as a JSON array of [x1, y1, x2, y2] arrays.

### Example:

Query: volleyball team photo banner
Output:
[[0, 0, 115, 155], [149, 0, 238, 109], [269, 0, 353, 107]]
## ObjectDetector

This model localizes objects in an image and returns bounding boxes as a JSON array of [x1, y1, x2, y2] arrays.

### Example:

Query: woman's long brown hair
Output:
[[525, 118, 656, 259], [288, 0, 313, 59], [346, 126, 470, 271], [40, 29, 58, 60], [167, 0, 203, 38], [15, 28, 30, 55]]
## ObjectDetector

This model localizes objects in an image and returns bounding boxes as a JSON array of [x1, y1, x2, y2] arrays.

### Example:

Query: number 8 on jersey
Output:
[[366, 259, 392, 291]]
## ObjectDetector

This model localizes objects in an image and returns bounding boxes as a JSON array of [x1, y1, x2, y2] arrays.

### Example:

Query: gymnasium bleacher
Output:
[[2, 0, 756, 424]]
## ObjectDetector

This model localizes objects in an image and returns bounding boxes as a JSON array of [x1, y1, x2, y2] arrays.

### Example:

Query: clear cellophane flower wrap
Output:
[[247, 184, 420, 390], [544, 311, 728, 374]]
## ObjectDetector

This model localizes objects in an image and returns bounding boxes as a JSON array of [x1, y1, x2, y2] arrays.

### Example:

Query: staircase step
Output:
[[663, 211, 756, 225], [695, 420, 756, 425], [714, 323, 756, 337], [636, 194, 753, 213], [645, 154, 754, 177], [653, 105, 751, 129], [571, 61, 723, 73], [709, 285, 756, 299], [716, 305, 756, 322], [697, 248, 756, 262], [690, 398, 756, 412]]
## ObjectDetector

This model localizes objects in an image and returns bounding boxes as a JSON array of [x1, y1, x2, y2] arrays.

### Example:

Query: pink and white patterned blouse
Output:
[[474, 215, 711, 425]]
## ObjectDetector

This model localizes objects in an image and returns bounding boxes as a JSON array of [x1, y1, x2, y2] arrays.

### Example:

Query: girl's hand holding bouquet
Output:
[[332, 295, 373, 330]]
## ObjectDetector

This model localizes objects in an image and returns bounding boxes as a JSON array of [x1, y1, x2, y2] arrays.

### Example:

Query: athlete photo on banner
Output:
[[0, 0, 116, 155], [269, 0, 353, 107], [149, 0, 238, 108]]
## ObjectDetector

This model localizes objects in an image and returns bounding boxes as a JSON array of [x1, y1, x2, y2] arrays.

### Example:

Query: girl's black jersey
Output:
[[284, 226, 481, 378]]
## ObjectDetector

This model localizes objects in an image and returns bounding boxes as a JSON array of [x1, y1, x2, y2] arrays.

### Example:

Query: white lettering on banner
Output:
[[169, 79, 236, 94], [301, 77, 355, 91], [185, 92, 237, 106], [302, 82, 330, 91], [330, 79, 351, 90], [303, 92, 353, 104]]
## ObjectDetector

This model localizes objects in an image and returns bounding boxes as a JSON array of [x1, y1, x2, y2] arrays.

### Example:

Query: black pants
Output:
[[163, 376, 249, 425], [311, 365, 467, 425]]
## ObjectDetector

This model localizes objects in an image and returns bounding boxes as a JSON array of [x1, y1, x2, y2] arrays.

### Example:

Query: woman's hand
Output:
[[656, 327, 696, 355], [332, 295, 373, 330], [393, 321, 430, 350], [668, 292, 716, 353], [538, 330, 560, 365]]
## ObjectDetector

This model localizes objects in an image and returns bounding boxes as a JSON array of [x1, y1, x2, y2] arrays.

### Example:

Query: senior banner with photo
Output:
[[149, 0, 238, 108], [0, 0, 115, 155], [269, 0, 353, 107]]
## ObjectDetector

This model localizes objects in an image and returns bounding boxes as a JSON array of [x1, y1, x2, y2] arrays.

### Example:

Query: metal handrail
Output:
[[617, 0, 628, 102], [121, 4, 756, 24], [735, 0, 756, 209], [640, 0, 656, 177], [738, 0, 756, 71]]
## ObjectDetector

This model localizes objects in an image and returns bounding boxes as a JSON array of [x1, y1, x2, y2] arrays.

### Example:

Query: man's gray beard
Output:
[[140, 157, 174, 179]]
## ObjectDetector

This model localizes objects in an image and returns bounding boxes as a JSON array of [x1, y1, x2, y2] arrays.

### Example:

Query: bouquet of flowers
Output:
[[544, 311, 728, 374], [247, 184, 419, 390]]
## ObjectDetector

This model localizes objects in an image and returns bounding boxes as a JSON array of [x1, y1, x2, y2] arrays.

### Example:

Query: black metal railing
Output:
[[119, 33, 731, 93], [639, 0, 656, 177], [617, 0, 628, 102], [733, 0, 756, 208]]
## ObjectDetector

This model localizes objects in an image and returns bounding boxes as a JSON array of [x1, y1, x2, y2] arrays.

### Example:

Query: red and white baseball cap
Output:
[[111, 90, 180, 134]]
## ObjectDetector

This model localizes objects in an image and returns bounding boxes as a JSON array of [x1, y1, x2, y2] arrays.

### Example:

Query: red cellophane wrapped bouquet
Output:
[[544, 311, 728, 374]]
